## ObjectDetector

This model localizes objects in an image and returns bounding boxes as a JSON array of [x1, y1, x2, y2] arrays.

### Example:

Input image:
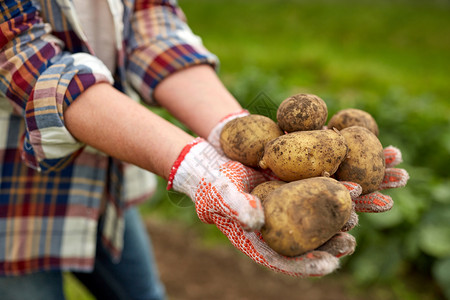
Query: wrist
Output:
[[167, 137, 205, 191]]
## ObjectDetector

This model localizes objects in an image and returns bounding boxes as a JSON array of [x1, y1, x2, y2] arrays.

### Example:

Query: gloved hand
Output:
[[168, 138, 357, 277], [208, 111, 409, 231]]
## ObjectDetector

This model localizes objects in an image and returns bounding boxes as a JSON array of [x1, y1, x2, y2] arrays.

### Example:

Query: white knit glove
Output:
[[167, 138, 356, 277]]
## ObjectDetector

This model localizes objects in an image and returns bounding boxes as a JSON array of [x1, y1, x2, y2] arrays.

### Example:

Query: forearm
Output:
[[153, 65, 243, 138], [64, 83, 193, 180], [64, 65, 241, 179]]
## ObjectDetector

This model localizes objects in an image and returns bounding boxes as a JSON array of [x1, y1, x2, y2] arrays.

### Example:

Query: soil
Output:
[[145, 217, 373, 300]]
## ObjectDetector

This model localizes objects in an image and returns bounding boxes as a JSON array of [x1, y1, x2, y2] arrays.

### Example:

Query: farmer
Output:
[[0, 1, 408, 299]]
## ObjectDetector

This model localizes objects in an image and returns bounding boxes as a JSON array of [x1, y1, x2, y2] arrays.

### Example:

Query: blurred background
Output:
[[66, 0, 450, 299]]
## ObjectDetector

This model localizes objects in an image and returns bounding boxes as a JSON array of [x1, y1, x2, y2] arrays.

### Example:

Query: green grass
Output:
[[181, 0, 450, 100]]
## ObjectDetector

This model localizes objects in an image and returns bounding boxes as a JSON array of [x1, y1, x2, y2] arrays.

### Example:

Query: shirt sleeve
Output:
[[125, 0, 219, 105], [0, 1, 114, 172]]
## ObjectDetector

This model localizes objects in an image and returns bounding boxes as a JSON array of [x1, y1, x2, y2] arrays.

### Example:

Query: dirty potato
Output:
[[259, 129, 348, 181], [335, 126, 385, 194], [261, 177, 352, 257], [251, 181, 286, 206], [220, 115, 283, 167], [276, 93, 328, 132], [327, 108, 379, 136]]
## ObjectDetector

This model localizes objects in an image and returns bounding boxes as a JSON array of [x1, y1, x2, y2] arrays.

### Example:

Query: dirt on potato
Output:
[[261, 177, 352, 257], [277, 93, 328, 132], [220, 114, 283, 167], [259, 129, 348, 182], [327, 108, 379, 136], [251, 181, 286, 205], [335, 126, 385, 194]]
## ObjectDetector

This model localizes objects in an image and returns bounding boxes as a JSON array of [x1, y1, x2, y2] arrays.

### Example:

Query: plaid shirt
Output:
[[0, 0, 218, 276]]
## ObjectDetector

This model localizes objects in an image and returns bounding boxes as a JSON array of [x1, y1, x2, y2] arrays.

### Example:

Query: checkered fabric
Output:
[[0, 0, 218, 275]]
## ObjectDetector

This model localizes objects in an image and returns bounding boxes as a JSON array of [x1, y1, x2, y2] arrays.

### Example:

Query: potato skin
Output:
[[277, 93, 328, 132], [335, 126, 385, 194], [261, 177, 352, 257], [259, 129, 348, 181], [220, 115, 283, 167], [251, 181, 286, 206], [328, 108, 379, 136]]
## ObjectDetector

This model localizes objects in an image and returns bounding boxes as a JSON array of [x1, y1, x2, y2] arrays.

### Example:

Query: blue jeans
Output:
[[0, 208, 166, 300]]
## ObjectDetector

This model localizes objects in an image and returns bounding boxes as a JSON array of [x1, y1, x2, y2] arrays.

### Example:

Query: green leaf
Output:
[[432, 258, 450, 300], [419, 204, 450, 258], [431, 180, 450, 204], [348, 233, 403, 284]]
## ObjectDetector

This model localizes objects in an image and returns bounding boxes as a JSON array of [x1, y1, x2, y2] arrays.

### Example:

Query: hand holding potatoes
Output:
[[326, 110, 409, 213], [216, 93, 409, 261], [168, 137, 358, 277]]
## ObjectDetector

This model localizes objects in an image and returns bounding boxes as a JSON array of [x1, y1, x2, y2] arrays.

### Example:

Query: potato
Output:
[[276, 93, 328, 132], [220, 114, 283, 167], [261, 177, 352, 257], [259, 129, 348, 181], [327, 108, 379, 136], [334, 126, 385, 194], [251, 181, 286, 206]]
